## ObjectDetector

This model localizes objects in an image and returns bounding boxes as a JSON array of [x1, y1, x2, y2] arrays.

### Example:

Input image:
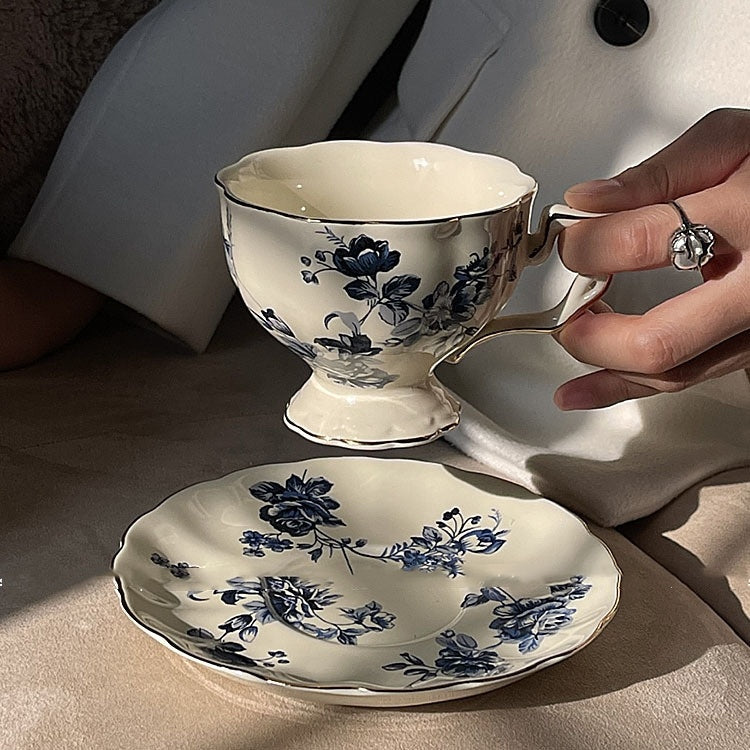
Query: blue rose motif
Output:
[[250, 474, 345, 537], [332, 235, 400, 278], [490, 598, 577, 653], [453, 247, 492, 284], [420, 281, 476, 334], [452, 247, 495, 304], [264, 577, 340, 623], [433, 631, 506, 678]]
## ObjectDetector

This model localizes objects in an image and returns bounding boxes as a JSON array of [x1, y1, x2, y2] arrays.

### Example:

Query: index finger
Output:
[[564, 108, 750, 213]]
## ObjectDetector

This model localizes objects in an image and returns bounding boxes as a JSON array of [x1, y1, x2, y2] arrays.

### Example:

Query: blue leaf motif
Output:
[[482, 586, 510, 602], [344, 279, 378, 301], [382, 274, 420, 300], [220, 590, 243, 605], [259, 309, 295, 337], [421, 525, 442, 543], [389, 316, 421, 337], [382, 662, 410, 671], [378, 301, 409, 326], [461, 592, 489, 609], [323, 310, 361, 333], [187, 628, 214, 639], [305, 477, 334, 497], [455, 633, 478, 649], [401, 652, 426, 666], [519, 636, 539, 654], [218, 614, 260, 642], [240, 625, 259, 642], [301, 270, 318, 284], [249, 481, 286, 503], [217, 642, 244, 653]]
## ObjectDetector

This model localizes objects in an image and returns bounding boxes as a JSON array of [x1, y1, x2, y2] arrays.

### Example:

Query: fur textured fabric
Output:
[[0, 0, 161, 253]]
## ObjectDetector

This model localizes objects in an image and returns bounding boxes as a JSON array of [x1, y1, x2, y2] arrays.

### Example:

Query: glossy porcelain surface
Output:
[[113, 458, 620, 707], [216, 141, 608, 449]]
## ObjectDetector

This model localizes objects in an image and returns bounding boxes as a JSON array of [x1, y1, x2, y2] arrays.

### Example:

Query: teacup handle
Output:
[[446, 204, 611, 364]]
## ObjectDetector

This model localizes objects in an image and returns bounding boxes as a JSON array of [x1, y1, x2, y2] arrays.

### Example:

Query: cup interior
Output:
[[217, 141, 536, 223]]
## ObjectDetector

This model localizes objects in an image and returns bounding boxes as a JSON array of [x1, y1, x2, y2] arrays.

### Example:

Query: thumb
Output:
[[563, 108, 750, 212]]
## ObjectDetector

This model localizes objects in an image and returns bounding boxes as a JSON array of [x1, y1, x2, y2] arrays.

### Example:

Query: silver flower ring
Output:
[[669, 200, 716, 271]]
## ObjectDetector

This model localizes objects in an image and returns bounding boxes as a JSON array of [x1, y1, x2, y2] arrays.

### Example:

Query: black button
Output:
[[594, 0, 650, 47]]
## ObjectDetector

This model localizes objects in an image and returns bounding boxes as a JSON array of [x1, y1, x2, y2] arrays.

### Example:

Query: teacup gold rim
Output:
[[282, 410, 461, 449], [214, 140, 538, 226]]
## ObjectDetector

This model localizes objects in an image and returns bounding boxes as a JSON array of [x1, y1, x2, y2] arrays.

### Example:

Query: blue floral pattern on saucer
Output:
[[145, 472, 590, 687], [150, 552, 196, 579], [242, 471, 508, 576], [383, 576, 592, 686], [187, 576, 396, 647], [113, 458, 621, 704]]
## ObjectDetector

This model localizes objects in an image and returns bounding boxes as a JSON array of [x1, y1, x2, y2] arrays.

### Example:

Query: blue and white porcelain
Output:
[[113, 458, 620, 707], [215, 141, 609, 449]]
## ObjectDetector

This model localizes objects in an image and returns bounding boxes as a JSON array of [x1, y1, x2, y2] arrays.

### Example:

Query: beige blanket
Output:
[[1, 301, 748, 749]]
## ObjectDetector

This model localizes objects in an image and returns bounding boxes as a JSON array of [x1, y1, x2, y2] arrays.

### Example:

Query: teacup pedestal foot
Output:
[[284, 373, 461, 449]]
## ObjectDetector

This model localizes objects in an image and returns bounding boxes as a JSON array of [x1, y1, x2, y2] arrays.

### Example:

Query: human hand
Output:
[[553, 108, 750, 410]]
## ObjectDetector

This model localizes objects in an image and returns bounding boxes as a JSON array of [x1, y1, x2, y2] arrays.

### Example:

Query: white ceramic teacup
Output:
[[216, 141, 609, 449]]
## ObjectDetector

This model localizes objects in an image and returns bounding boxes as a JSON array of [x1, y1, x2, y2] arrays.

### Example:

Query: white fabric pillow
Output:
[[9, 0, 418, 351]]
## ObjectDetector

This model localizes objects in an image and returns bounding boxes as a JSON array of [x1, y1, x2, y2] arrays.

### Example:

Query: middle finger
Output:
[[559, 179, 746, 275]]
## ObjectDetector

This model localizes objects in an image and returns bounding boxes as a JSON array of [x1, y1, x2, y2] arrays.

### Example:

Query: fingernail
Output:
[[565, 178, 623, 196], [554, 386, 595, 411]]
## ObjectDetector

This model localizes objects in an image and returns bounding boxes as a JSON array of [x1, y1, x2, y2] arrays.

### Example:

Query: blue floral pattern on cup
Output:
[[243, 471, 508, 576], [249, 308, 318, 362], [222, 202, 238, 284], [234, 227, 501, 391], [300, 228, 498, 356], [249, 307, 397, 389]]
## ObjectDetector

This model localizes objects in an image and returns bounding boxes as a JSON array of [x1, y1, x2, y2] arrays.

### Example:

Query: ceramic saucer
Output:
[[113, 457, 620, 707]]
